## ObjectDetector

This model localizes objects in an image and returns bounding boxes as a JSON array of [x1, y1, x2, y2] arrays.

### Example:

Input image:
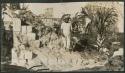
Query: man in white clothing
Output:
[[61, 14, 72, 50]]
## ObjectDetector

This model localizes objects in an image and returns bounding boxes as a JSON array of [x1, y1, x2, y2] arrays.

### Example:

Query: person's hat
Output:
[[63, 14, 71, 19]]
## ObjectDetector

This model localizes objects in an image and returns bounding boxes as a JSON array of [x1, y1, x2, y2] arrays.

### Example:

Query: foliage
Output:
[[71, 4, 119, 53], [82, 4, 118, 51]]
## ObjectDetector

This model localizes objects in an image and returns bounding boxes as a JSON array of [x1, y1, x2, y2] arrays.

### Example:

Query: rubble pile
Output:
[[1, 15, 122, 71], [10, 18, 104, 71], [9, 17, 123, 71], [2, 4, 123, 71], [31, 47, 105, 71]]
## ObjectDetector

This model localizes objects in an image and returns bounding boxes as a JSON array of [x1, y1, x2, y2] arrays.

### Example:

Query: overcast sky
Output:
[[22, 2, 124, 32], [24, 2, 87, 17]]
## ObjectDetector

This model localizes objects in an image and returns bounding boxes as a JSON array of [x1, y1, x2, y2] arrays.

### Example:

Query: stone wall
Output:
[[11, 18, 37, 67]]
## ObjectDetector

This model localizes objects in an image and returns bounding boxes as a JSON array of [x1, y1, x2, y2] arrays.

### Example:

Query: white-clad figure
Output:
[[61, 14, 72, 50]]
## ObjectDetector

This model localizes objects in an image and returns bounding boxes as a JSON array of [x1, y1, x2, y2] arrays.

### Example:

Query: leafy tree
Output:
[[83, 4, 118, 51]]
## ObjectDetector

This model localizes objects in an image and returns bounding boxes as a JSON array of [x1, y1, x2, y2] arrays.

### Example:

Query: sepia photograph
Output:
[[0, 1, 124, 72]]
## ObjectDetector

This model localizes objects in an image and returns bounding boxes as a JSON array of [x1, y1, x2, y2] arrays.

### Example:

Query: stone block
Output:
[[27, 33, 36, 40], [11, 48, 19, 65], [38, 54, 48, 66], [17, 49, 26, 66], [27, 26, 32, 33], [19, 49, 25, 59], [24, 50, 32, 60], [48, 55, 57, 65], [112, 48, 123, 57], [3, 16, 12, 22], [13, 32, 21, 47], [21, 26, 27, 34], [18, 59, 26, 67], [33, 40, 40, 48], [27, 57, 42, 69], [13, 18, 21, 32]]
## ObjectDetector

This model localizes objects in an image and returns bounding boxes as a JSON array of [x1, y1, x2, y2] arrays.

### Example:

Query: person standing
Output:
[[61, 14, 72, 50]]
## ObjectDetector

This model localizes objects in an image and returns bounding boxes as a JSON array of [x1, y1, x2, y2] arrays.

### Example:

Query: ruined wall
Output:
[[11, 18, 37, 67]]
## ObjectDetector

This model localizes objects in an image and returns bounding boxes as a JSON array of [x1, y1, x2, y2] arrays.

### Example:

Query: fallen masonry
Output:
[[9, 17, 123, 71]]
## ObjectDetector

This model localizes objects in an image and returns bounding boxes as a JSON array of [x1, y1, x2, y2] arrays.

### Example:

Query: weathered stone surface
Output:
[[70, 52, 82, 66], [24, 50, 32, 60], [33, 40, 40, 48], [13, 32, 21, 47], [62, 52, 72, 65], [27, 26, 32, 33], [17, 45, 26, 67], [36, 50, 49, 66], [18, 59, 26, 67], [21, 26, 27, 34], [57, 57, 65, 65], [26, 57, 40, 69], [27, 33, 36, 40], [12, 18, 21, 32], [112, 48, 123, 57], [3, 14, 12, 22], [19, 44, 25, 50], [27, 57, 48, 70], [21, 34, 29, 44], [11, 48, 19, 65], [47, 54, 57, 66]]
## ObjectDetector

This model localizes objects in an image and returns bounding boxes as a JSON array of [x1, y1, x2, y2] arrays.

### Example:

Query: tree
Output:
[[10, 3, 20, 10], [82, 4, 118, 52]]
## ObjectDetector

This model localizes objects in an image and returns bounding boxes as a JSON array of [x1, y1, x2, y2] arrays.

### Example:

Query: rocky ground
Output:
[[1, 47, 124, 72], [27, 46, 124, 71], [1, 30, 124, 72]]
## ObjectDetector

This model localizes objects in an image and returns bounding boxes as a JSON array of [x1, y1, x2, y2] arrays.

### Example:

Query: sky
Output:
[[21, 2, 124, 32], [24, 2, 87, 17]]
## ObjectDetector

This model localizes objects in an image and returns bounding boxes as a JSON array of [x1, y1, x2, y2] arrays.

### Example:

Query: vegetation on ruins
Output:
[[2, 3, 120, 54], [71, 4, 119, 55], [1, 3, 123, 71]]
